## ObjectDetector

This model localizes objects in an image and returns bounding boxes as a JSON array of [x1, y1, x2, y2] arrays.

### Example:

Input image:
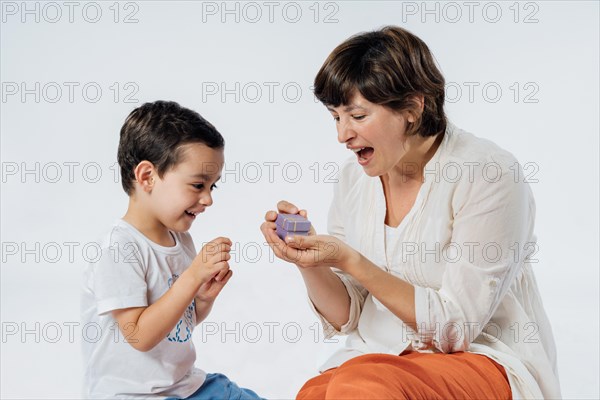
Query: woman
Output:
[[261, 26, 560, 399]]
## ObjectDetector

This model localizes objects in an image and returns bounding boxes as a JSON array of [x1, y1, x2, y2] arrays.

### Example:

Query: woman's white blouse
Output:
[[312, 122, 561, 399]]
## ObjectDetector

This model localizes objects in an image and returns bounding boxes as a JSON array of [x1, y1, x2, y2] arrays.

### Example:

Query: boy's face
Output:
[[150, 143, 224, 233]]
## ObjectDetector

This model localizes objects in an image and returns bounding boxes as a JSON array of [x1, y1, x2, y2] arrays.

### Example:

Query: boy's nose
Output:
[[199, 193, 213, 207]]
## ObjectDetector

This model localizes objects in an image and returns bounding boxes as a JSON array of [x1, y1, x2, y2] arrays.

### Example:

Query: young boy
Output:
[[81, 101, 264, 399]]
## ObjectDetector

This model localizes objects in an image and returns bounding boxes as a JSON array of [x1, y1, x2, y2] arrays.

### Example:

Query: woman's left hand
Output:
[[283, 234, 358, 270]]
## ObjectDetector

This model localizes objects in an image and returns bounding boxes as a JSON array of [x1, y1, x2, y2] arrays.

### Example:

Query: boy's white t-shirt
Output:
[[81, 219, 206, 399]]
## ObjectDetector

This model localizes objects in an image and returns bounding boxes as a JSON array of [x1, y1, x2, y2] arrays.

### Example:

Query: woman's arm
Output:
[[286, 157, 534, 353], [261, 205, 352, 331], [286, 234, 417, 330], [340, 252, 417, 330], [298, 264, 351, 331]]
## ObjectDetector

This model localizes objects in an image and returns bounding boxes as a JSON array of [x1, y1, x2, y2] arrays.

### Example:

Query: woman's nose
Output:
[[337, 119, 355, 144]]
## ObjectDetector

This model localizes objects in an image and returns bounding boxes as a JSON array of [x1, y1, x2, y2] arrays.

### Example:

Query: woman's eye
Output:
[[353, 115, 365, 120], [332, 116, 340, 122]]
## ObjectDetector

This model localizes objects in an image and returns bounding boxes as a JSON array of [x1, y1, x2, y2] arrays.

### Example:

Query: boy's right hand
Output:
[[191, 237, 232, 285]]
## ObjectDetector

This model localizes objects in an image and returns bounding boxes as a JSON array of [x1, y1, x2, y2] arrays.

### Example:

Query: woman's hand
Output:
[[260, 200, 313, 266], [262, 200, 317, 233], [260, 200, 358, 270], [285, 234, 358, 270]]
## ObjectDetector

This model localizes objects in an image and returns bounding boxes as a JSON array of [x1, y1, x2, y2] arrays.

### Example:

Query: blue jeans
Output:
[[167, 373, 265, 400]]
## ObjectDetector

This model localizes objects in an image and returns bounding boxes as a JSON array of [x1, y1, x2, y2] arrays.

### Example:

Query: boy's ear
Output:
[[134, 161, 156, 193]]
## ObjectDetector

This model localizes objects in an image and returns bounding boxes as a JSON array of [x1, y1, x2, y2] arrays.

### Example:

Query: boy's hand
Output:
[[191, 237, 232, 287], [195, 267, 232, 302]]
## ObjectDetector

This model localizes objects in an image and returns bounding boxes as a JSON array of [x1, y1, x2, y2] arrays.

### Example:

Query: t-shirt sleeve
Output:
[[92, 232, 148, 315]]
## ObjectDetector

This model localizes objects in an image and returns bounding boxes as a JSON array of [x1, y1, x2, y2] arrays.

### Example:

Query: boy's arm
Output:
[[194, 298, 214, 325], [193, 269, 233, 325], [112, 267, 203, 352], [112, 237, 231, 352]]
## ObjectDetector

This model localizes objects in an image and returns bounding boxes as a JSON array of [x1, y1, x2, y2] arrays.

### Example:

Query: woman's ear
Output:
[[134, 161, 156, 193], [407, 94, 425, 123]]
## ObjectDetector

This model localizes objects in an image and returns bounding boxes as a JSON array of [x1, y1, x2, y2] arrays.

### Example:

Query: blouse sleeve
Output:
[[414, 156, 535, 353], [307, 167, 369, 338]]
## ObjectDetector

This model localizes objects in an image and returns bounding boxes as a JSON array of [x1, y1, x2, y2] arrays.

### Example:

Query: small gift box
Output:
[[276, 213, 311, 232], [275, 213, 311, 240], [276, 225, 309, 241]]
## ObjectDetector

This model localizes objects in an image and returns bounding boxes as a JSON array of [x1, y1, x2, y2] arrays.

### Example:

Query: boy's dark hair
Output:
[[117, 101, 224, 195], [314, 26, 446, 137]]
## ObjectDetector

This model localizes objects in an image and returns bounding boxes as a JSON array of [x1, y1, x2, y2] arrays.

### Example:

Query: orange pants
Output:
[[297, 352, 511, 400]]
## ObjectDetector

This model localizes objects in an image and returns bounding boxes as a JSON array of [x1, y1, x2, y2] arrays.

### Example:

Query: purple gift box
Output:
[[276, 225, 309, 241], [275, 213, 311, 241], [275, 213, 311, 232]]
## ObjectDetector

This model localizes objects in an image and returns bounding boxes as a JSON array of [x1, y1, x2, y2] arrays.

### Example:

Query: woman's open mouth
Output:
[[352, 147, 375, 166]]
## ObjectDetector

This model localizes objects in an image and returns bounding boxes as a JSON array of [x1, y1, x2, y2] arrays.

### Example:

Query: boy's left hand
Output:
[[194, 268, 232, 302]]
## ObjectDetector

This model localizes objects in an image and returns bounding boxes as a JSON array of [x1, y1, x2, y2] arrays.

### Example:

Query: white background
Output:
[[1, 1, 598, 398]]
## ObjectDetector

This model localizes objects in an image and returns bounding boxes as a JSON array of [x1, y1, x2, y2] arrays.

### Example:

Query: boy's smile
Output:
[[155, 143, 224, 230], [184, 209, 202, 219], [124, 143, 224, 246]]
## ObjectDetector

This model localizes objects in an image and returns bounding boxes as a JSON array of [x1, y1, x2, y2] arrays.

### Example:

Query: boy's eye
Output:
[[192, 183, 218, 191]]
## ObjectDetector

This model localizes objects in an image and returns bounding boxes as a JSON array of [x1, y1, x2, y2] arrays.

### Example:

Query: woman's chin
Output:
[[357, 159, 382, 177], [361, 166, 382, 177]]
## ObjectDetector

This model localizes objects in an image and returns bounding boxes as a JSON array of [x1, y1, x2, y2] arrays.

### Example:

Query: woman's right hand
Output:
[[261, 200, 354, 331], [260, 200, 317, 265]]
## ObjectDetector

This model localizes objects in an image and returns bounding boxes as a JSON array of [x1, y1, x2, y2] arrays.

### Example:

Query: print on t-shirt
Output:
[[166, 274, 195, 343]]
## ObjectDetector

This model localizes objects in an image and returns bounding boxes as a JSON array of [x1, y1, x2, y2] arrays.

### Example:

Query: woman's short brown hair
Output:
[[314, 26, 446, 137]]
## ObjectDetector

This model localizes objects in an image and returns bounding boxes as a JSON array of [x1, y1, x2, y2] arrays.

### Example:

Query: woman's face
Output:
[[327, 92, 416, 178]]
